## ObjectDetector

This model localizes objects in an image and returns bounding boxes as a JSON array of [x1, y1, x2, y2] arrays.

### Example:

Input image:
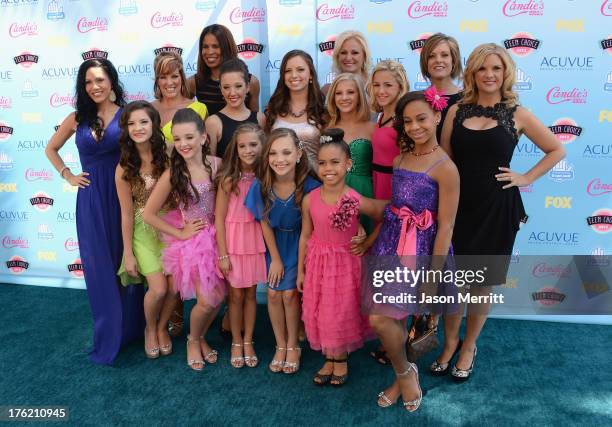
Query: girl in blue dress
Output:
[[245, 128, 319, 374], [46, 58, 144, 365]]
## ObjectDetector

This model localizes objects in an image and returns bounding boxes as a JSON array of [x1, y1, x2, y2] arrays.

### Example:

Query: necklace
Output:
[[289, 108, 306, 118], [410, 144, 439, 157]]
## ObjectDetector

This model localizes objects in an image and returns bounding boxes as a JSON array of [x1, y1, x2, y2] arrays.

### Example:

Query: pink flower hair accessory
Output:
[[423, 86, 449, 112], [329, 194, 359, 231]]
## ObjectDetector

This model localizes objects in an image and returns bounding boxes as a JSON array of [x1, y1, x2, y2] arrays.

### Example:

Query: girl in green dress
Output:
[[116, 101, 175, 359], [325, 73, 375, 234]]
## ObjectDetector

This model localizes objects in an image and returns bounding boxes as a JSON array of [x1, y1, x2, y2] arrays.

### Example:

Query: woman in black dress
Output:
[[437, 43, 565, 381]]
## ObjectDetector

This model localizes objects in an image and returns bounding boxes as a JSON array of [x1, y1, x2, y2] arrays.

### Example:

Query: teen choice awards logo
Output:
[[586, 208, 612, 234], [318, 35, 337, 57], [548, 118, 582, 144], [13, 52, 39, 69], [409, 32, 433, 53], [237, 38, 264, 60], [601, 35, 612, 55], [504, 32, 540, 57], [6, 256, 29, 274], [68, 258, 84, 278], [29, 191, 54, 212], [531, 287, 565, 306], [0, 122, 13, 141]]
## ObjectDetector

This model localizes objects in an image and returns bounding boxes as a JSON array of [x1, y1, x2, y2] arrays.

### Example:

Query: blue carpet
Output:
[[0, 283, 610, 426]]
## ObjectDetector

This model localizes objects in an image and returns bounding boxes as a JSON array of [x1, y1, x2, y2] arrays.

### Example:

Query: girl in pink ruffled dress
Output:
[[215, 123, 267, 369], [297, 128, 386, 387], [143, 108, 226, 372]]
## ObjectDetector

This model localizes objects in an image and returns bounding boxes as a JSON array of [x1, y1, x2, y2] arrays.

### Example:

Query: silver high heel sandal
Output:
[[186, 335, 204, 371], [399, 363, 423, 412], [243, 341, 259, 368], [451, 346, 477, 382]]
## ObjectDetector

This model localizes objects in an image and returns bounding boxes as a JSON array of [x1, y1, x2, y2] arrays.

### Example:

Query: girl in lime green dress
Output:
[[115, 101, 175, 359], [325, 73, 375, 233]]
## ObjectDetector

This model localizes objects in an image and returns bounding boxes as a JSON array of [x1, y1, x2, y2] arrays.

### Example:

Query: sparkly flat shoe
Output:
[[451, 346, 477, 382], [330, 356, 349, 387], [399, 363, 422, 412], [243, 341, 259, 368], [159, 341, 172, 356], [430, 340, 462, 376], [269, 346, 286, 373], [283, 347, 301, 374], [313, 358, 335, 386], [230, 342, 244, 368], [186, 335, 204, 371]]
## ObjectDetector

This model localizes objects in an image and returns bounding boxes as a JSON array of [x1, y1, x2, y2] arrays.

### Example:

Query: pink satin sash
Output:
[[390, 206, 436, 266]]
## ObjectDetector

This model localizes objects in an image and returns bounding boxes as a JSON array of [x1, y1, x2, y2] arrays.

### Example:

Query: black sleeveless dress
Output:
[[215, 110, 258, 159], [450, 102, 527, 285]]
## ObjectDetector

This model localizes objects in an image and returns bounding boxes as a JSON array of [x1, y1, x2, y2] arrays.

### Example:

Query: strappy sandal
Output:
[[144, 329, 160, 359], [330, 356, 349, 387], [313, 358, 335, 386], [283, 347, 301, 374], [198, 336, 217, 364], [186, 335, 204, 371], [269, 346, 286, 373], [377, 390, 397, 408], [399, 362, 423, 412], [243, 341, 258, 368], [159, 330, 173, 356], [230, 342, 244, 368]]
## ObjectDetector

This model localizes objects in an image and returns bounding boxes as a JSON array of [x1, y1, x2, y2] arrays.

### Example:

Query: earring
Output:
[[109, 90, 116, 103], [309, 79, 313, 84], [296, 158, 300, 164]]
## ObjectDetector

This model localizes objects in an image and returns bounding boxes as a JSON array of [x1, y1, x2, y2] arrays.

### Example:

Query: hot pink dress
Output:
[[224, 172, 267, 288], [161, 162, 226, 306], [302, 187, 371, 355], [371, 115, 399, 200]]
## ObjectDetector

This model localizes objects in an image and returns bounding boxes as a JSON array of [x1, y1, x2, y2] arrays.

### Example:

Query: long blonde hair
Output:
[[326, 73, 370, 127], [332, 30, 372, 80], [366, 60, 410, 113], [462, 43, 518, 107]]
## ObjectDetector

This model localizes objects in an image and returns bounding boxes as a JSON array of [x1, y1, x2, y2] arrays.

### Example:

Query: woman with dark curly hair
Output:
[[45, 58, 145, 365], [115, 101, 175, 359]]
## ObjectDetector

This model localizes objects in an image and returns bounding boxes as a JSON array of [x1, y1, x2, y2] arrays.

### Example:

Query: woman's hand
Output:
[[218, 256, 232, 277], [124, 253, 139, 278], [267, 258, 284, 288], [179, 219, 204, 240], [66, 171, 90, 188], [296, 270, 305, 293], [495, 167, 531, 189], [350, 225, 368, 256]]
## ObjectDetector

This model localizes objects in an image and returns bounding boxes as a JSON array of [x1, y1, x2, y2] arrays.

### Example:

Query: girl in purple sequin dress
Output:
[[143, 108, 225, 372], [364, 90, 460, 412]]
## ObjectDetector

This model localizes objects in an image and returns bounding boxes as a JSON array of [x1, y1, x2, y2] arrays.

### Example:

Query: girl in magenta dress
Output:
[[143, 108, 226, 372], [215, 123, 267, 369], [367, 60, 409, 200], [297, 128, 385, 387]]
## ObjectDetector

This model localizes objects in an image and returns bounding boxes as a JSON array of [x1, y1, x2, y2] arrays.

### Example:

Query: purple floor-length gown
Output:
[[75, 108, 144, 364]]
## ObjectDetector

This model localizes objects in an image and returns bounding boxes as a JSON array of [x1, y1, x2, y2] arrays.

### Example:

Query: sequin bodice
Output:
[[133, 173, 157, 225], [181, 181, 215, 225]]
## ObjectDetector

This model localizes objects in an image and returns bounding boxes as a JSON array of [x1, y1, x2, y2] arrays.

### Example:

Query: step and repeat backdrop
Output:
[[0, 0, 610, 320]]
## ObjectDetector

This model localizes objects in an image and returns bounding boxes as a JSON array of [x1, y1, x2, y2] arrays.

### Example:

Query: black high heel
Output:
[[430, 339, 462, 376], [451, 346, 477, 382]]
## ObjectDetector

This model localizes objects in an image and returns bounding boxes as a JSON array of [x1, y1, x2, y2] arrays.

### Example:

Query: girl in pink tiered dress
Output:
[[297, 128, 385, 387], [215, 123, 267, 369]]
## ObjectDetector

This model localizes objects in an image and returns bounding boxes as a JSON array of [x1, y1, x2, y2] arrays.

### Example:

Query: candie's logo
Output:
[[237, 38, 264, 60], [318, 35, 337, 57], [29, 192, 54, 211], [545, 87, 587, 105], [548, 118, 582, 144], [409, 33, 433, 53], [587, 179, 612, 196], [150, 11, 184, 28], [531, 263, 571, 279], [49, 93, 75, 108], [602, 0, 612, 16], [125, 91, 150, 102], [532, 288, 565, 306], [2, 235, 29, 249], [407, 1, 448, 19], [14, 52, 39, 68], [230, 6, 265, 23], [316, 3, 355, 21], [64, 237, 79, 252], [0, 123, 14, 141], [6, 256, 29, 274], [9, 22, 38, 37], [25, 168, 53, 182], [586, 208, 612, 234], [504, 32, 540, 57], [77, 17, 108, 33], [502, 0, 543, 17], [68, 258, 84, 278]]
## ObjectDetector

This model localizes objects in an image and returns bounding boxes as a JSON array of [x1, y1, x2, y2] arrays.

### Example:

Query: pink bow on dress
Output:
[[391, 205, 436, 269]]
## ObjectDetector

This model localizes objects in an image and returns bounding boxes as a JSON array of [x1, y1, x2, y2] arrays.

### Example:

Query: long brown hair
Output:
[[195, 24, 238, 85], [216, 123, 265, 195], [258, 128, 310, 220], [153, 51, 190, 100], [169, 108, 212, 208], [264, 50, 327, 133], [118, 101, 168, 188]]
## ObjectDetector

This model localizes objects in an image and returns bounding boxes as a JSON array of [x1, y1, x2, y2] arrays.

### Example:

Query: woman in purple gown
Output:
[[46, 58, 144, 365]]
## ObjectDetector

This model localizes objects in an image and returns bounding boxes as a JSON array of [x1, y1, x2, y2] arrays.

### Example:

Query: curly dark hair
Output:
[[169, 108, 212, 208], [258, 128, 311, 220], [118, 101, 168, 190], [394, 91, 438, 153], [75, 58, 125, 140], [216, 122, 265, 195], [264, 50, 327, 133]]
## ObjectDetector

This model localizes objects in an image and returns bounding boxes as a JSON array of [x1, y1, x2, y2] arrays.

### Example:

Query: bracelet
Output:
[[218, 255, 229, 261], [59, 166, 70, 179]]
